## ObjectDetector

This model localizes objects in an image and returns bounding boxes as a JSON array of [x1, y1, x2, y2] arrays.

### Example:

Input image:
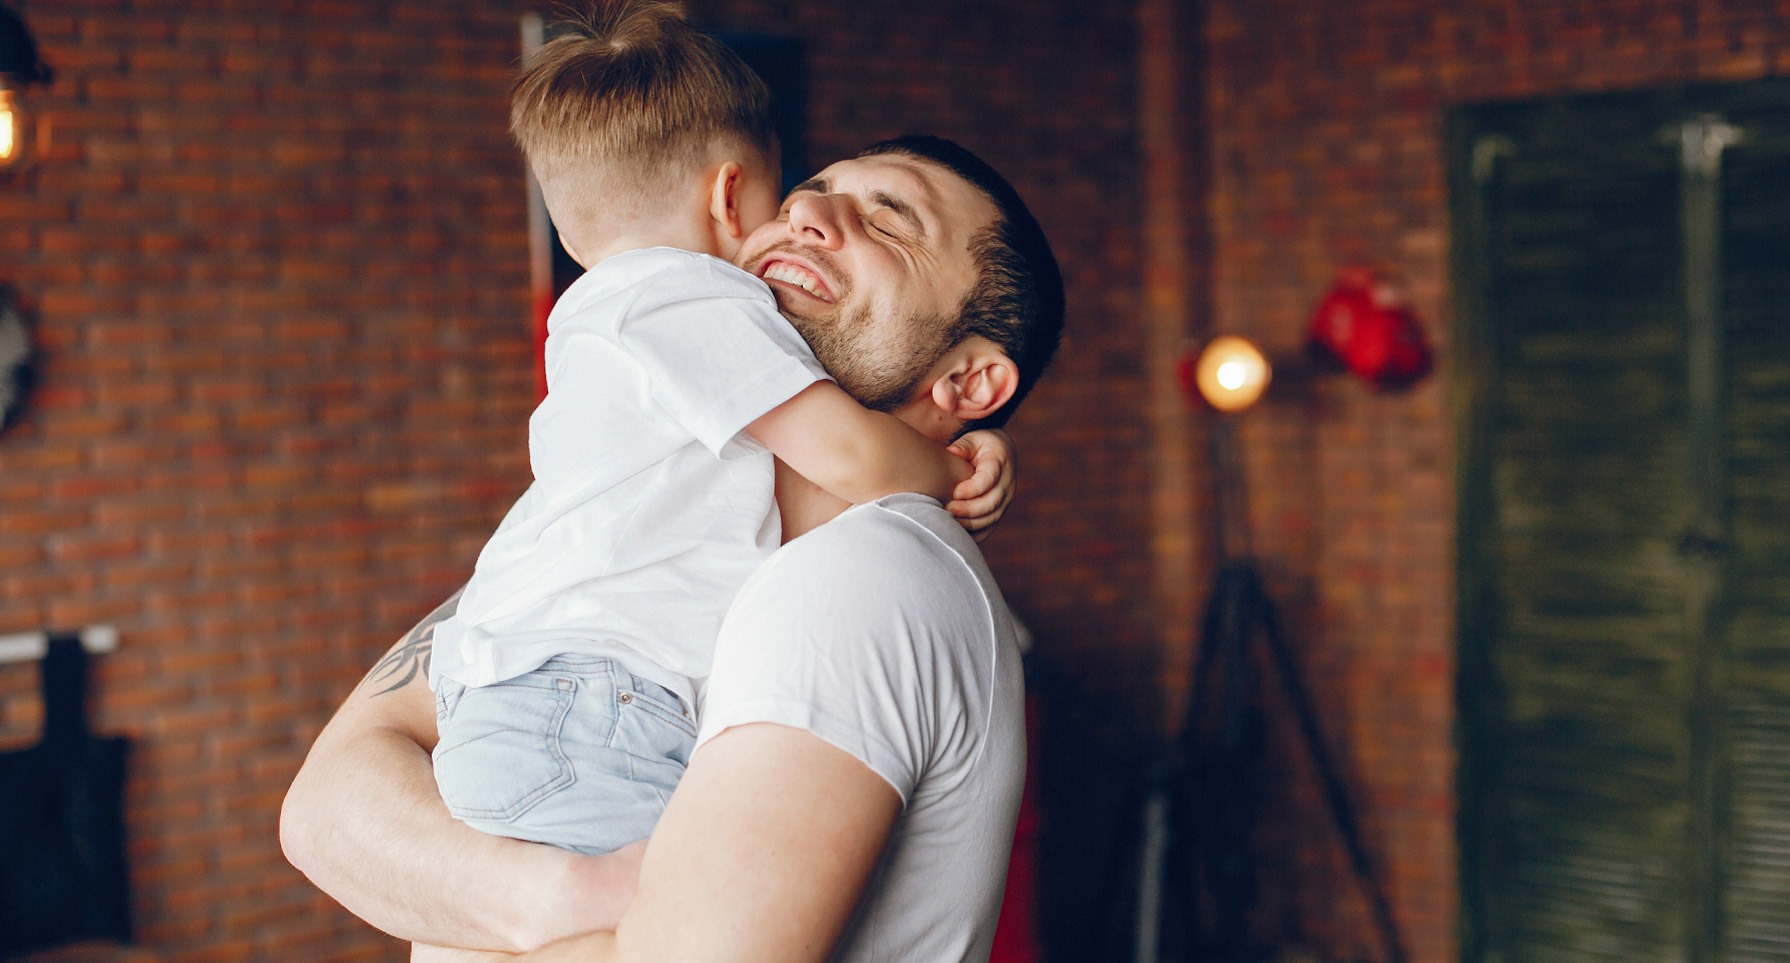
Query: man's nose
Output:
[[785, 194, 847, 250]]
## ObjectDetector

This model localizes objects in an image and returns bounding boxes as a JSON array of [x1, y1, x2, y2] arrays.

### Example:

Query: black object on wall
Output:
[[0, 284, 37, 436], [0, 3, 53, 86], [0, 634, 131, 954]]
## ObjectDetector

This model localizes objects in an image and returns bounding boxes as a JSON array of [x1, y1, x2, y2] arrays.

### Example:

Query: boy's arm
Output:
[[747, 381, 971, 505], [279, 590, 640, 953]]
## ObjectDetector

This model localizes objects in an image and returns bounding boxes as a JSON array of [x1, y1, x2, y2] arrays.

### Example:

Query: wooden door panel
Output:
[[1468, 104, 1693, 963], [1716, 130, 1790, 963]]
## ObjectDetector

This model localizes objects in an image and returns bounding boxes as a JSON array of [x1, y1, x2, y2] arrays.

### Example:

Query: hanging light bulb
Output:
[[0, 86, 20, 167], [1194, 335, 1271, 413], [0, 4, 52, 172]]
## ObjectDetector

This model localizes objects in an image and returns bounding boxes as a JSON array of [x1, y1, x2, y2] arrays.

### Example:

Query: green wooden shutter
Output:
[[1458, 94, 1694, 963], [1455, 79, 1790, 963], [1715, 108, 1790, 963]]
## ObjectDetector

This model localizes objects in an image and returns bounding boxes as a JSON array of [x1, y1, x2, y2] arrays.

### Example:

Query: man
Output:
[[280, 135, 1064, 962]]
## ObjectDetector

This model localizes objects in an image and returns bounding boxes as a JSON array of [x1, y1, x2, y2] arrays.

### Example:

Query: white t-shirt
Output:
[[698, 493, 1027, 963], [430, 248, 828, 705]]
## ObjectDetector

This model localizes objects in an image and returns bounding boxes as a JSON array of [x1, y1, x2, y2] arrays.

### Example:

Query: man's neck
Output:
[[772, 374, 971, 542], [775, 459, 849, 543]]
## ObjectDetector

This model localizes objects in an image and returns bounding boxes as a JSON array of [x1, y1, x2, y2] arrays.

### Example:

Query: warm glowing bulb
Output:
[[1194, 335, 1271, 413], [0, 90, 16, 166], [1216, 360, 1247, 391]]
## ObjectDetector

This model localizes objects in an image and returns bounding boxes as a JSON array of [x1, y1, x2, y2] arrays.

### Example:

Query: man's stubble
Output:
[[754, 241, 957, 414], [789, 301, 953, 414]]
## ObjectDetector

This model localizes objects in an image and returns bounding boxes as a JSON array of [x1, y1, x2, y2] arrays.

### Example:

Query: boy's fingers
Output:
[[954, 463, 1000, 499], [955, 505, 1004, 542], [951, 507, 997, 530], [948, 488, 1004, 520]]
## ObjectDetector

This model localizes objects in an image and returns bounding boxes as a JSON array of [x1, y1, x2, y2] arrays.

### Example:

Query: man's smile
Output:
[[756, 253, 838, 305]]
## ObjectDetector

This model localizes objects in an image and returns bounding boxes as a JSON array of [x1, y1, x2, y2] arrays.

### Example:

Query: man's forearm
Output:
[[505, 723, 901, 963], [280, 591, 632, 952], [281, 712, 561, 950]]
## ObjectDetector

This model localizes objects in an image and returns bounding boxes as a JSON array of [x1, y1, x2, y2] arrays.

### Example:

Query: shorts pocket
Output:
[[433, 672, 579, 822], [613, 676, 698, 771]]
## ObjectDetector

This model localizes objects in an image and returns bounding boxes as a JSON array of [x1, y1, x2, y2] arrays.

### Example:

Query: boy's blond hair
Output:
[[512, 1, 777, 229]]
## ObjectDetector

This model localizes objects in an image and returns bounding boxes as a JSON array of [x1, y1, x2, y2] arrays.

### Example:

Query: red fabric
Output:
[[534, 289, 554, 402], [1174, 350, 1200, 408], [990, 694, 1042, 962]]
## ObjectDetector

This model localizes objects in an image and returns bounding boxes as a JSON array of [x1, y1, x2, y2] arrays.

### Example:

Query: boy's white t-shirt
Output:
[[428, 247, 829, 706]]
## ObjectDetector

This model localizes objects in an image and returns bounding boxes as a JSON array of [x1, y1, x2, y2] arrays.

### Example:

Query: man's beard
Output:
[[748, 240, 956, 412], [785, 299, 954, 414]]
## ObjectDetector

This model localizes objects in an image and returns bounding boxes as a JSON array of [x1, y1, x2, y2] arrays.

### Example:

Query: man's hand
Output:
[[279, 589, 642, 953], [945, 428, 1016, 542]]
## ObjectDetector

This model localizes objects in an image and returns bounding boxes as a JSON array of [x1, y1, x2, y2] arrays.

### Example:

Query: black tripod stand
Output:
[[1129, 417, 1406, 963]]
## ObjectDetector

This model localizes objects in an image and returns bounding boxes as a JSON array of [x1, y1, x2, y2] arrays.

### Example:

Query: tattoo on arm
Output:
[[361, 587, 464, 697]]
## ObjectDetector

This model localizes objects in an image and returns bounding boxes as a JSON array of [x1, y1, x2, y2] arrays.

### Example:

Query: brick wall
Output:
[[2, 1, 542, 958], [0, 1, 1153, 959], [1204, 1, 1790, 961]]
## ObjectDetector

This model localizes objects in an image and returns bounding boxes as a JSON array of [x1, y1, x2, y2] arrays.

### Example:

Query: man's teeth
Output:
[[763, 263, 825, 298]]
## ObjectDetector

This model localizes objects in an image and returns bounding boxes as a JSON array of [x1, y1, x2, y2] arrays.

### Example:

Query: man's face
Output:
[[737, 154, 997, 411]]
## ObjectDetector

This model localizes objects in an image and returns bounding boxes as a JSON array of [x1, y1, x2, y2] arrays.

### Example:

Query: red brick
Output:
[[145, 586, 234, 618], [0, 440, 82, 472], [38, 289, 131, 317], [44, 595, 139, 627], [0, 196, 76, 222], [129, 46, 218, 74], [37, 226, 130, 257], [45, 531, 142, 564]]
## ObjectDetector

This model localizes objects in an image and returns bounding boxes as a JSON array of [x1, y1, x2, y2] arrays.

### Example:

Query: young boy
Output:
[[426, 0, 1014, 865]]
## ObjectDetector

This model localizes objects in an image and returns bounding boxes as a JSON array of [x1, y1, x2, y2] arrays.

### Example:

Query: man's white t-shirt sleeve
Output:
[[612, 262, 829, 457], [696, 533, 931, 803], [692, 498, 1022, 963]]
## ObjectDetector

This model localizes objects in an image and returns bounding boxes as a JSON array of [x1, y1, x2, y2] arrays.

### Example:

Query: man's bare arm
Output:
[[279, 590, 639, 952], [511, 721, 902, 962]]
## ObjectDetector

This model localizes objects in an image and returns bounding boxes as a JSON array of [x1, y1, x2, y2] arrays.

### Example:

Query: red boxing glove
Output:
[[1308, 268, 1433, 389]]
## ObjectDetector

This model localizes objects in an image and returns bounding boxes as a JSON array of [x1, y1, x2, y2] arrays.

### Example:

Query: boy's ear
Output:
[[555, 229, 583, 267], [929, 338, 1019, 425], [709, 161, 749, 239]]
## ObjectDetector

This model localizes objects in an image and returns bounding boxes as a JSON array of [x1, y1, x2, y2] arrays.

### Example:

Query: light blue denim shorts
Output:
[[432, 655, 695, 856]]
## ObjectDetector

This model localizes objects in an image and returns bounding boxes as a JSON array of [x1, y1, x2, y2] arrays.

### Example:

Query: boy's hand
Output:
[[945, 429, 1016, 543]]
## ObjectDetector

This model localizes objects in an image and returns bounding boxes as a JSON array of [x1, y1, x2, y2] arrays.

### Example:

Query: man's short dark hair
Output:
[[858, 136, 1064, 430]]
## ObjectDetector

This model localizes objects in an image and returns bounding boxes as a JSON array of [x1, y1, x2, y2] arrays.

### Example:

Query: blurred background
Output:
[[3, 0, 1788, 961]]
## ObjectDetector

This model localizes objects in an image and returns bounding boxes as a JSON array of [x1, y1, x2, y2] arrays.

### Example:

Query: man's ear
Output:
[[708, 161, 749, 240], [929, 338, 1019, 425]]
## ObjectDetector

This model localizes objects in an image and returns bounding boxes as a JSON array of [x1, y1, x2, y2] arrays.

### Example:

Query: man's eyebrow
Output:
[[871, 191, 926, 237], [785, 177, 927, 238]]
